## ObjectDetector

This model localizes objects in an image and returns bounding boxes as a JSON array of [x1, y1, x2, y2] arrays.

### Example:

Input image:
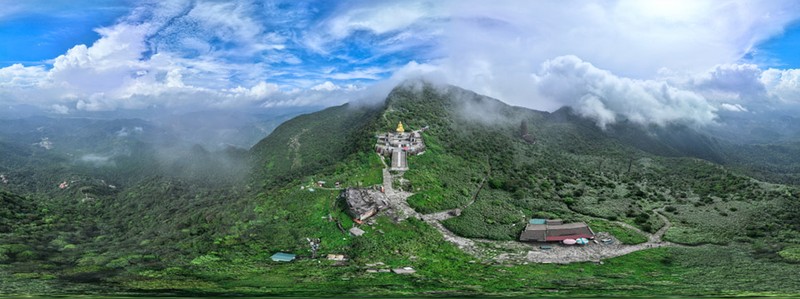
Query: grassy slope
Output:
[[2, 83, 800, 296]]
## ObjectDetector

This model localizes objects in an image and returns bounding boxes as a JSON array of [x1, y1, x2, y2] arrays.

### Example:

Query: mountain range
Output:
[[1, 81, 799, 296]]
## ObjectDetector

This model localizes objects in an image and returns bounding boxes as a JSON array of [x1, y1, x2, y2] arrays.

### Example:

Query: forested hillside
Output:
[[1, 81, 799, 296], [250, 103, 383, 188], [381, 83, 799, 245]]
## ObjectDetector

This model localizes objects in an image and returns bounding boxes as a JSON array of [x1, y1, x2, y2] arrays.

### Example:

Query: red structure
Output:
[[545, 234, 594, 242]]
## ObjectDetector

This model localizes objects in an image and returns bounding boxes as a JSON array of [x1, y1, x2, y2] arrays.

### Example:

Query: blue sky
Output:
[[0, 1, 131, 65], [745, 20, 800, 68], [1, 0, 800, 127], [0, 0, 437, 88]]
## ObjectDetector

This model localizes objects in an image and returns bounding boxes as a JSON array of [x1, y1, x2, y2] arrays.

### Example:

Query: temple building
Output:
[[375, 122, 426, 171]]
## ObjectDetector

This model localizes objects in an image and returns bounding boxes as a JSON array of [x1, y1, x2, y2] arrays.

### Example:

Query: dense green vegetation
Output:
[[250, 103, 383, 188], [726, 142, 800, 184], [779, 246, 800, 262], [1, 81, 799, 296]]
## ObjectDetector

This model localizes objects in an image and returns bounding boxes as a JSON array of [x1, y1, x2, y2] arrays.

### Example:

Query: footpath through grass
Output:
[[589, 219, 649, 245]]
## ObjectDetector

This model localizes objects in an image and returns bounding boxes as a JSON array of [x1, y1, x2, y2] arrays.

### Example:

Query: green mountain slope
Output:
[[250, 103, 383, 187], [1, 81, 799, 296], [0, 117, 257, 291], [216, 81, 798, 295], [0, 190, 41, 246], [378, 83, 797, 243]]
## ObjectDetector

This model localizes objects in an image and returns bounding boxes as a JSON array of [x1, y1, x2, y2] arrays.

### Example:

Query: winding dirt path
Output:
[[652, 209, 673, 241], [377, 154, 680, 264]]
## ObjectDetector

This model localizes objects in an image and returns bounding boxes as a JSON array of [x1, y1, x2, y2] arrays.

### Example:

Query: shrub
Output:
[[190, 254, 221, 266], [779, 246, 800, 262]]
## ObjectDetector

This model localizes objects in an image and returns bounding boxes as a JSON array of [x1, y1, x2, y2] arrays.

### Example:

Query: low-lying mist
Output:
[[0, 106, 325, 189]]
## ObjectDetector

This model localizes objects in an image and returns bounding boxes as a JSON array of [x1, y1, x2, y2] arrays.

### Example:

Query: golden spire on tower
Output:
[[396, 121, 405, 133]]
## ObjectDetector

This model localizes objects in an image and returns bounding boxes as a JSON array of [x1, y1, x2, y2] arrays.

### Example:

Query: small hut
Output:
[[271, 252, 296, 262]]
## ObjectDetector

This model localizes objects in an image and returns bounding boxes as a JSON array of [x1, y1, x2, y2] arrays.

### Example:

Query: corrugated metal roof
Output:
[[546, 219, 563, 225], [520, 221, 595, 242], [520, 224, 547, 241], [549, 222, 589, 229]]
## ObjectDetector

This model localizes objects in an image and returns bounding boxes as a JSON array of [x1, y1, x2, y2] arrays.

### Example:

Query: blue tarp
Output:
[[271, 252, 296, 262], [529, 218, 546, 225]]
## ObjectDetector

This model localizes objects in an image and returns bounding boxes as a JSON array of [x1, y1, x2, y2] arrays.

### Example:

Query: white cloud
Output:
[[720, 103, 748, 112], [533, 55, 717, 126], [689, 64, 767, 95], [228, 81, 280, 99], [248, 82, 279, 98], [0, 1, 309, 112], [1, 0, 800, 124], [182, 1, 286, 57], [0, 3, 25, 21], [0, 64, 47, 88], [327, 67, 390, 80], [311, 81, 338, 91], [576, 95, 617, 129], [326, 2, 433, 38], [661, 63, 800, 112], [663, 64, 770, 105], [165, 69, 185, 88], [48, 23, 150, 94], [431, 0, 800, 111], [761, 68, 800, 104], [303, 1, 442, 54], [50, 104, 70, 114]]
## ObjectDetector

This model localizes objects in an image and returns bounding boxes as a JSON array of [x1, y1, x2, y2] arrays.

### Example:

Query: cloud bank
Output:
[[533, 56, 717, 127], [0, 0, 799, 128]]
